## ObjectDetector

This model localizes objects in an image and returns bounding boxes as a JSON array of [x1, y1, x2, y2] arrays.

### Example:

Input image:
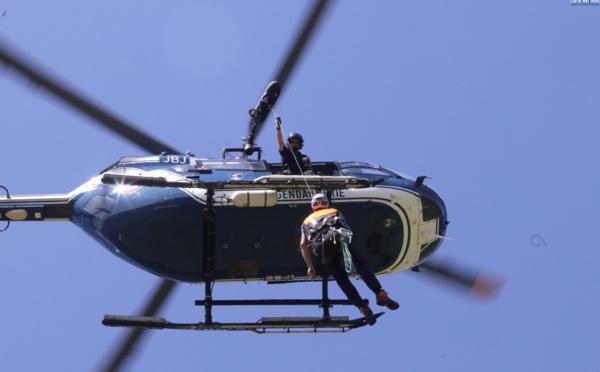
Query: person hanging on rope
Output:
[[275, 117, 311, 175], [300, 193, 399, 325]]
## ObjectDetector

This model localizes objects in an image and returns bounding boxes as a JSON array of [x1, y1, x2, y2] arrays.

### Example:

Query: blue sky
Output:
[[0, 1, 599, 371]]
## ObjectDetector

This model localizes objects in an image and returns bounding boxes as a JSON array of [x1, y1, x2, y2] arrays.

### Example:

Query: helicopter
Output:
[[0, 1, 501, 371]]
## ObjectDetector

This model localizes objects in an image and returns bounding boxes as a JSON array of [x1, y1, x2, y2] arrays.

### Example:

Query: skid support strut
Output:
[[321, 269, 331, 320], [203, 188, 216, 324]]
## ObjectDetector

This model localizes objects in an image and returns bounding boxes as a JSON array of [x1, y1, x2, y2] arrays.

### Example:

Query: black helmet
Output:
[[287, 132, 304, 149]]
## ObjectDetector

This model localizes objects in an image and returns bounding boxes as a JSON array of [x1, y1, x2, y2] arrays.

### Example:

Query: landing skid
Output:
[[103, 313, 384, 333], [102, 187, 384, 333]]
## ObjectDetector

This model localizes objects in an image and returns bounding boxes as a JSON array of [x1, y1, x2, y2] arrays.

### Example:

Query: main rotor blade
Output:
[[245, 0, 333, 148], [0, 38, 179, 154], [274, 0, 332, 89], [99, 279, 177, 372], [418, 259, 504, 299]]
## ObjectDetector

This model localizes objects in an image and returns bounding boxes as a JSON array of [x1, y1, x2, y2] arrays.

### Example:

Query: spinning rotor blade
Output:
[[245, 0, 333, 150], [0, 38, 178, 155], [418, 259, 504, 299], [99, 280, 176, 372]]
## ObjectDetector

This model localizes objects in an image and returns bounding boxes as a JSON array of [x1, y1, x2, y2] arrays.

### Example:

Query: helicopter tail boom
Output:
[[0, 193, 72, 222]]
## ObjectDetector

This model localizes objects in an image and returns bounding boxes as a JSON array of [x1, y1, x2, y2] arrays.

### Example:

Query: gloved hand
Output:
[[275, 117, 282, 130]]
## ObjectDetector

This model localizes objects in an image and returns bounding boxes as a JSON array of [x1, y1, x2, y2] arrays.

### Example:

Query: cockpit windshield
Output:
[[338, 162, 400, 181]]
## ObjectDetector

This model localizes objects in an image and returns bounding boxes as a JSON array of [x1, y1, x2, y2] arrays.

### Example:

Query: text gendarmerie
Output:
[[277, 189, 345, 200]]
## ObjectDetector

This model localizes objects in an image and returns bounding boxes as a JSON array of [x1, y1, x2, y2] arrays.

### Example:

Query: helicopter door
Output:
[[214, 207, 263, 279]]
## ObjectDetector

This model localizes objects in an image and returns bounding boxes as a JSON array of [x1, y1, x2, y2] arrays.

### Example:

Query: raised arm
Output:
[[276, 117, 285, 152]]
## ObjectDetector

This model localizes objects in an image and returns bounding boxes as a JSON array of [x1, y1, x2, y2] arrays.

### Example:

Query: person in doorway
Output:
[[275, 118, 311, 175]]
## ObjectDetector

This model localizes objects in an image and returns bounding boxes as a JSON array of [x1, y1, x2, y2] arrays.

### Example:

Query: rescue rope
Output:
[[274, 113, 358, 275]]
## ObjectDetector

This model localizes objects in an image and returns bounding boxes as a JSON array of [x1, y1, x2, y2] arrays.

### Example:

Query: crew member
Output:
[[300, 193, 399, 324], [275, 118, 311, 175]]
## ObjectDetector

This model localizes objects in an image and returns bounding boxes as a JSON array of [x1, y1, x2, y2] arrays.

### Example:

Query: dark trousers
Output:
[[314, 239, 382, 307]]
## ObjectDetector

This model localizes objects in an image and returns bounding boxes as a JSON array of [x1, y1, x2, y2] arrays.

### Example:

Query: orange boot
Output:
[[376, 290, 399, 310]]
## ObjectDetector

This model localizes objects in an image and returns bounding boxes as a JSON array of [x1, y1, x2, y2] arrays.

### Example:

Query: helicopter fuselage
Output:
[[1, 155, 448, 283]]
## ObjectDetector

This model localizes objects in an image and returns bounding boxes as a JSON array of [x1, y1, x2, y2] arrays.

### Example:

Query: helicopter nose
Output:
[[416, 188, 448, 263], [421, 193, 447, 227]]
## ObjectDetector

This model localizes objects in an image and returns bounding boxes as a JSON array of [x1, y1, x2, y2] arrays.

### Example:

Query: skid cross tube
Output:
[[194, 299, 356, 306]]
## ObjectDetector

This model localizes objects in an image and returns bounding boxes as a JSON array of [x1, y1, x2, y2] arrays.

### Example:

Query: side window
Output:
[[341, 166, 391, 180]]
